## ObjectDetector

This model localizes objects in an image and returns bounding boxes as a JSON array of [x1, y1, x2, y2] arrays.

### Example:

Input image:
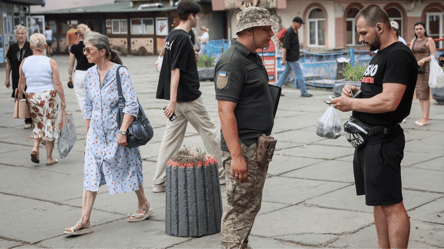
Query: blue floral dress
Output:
[[83, 64, 143, 194]]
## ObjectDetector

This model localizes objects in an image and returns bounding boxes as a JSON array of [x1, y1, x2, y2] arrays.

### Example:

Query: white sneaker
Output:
[[152, 183, 165, 193], [24, 123, 32, 129]]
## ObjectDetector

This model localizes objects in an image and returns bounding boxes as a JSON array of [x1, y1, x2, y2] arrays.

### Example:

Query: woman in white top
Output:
[[44, 26, 54, 57], [17, 33, 66, 165], [198, 26, 209, 56]]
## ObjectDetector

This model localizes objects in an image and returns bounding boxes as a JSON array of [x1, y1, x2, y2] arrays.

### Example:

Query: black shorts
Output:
[[353, 127, 405, 206], [46, 41, 53, 46]]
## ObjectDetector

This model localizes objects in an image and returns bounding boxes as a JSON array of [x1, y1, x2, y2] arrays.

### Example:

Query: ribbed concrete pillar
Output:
[[165, 156, 223, 237]]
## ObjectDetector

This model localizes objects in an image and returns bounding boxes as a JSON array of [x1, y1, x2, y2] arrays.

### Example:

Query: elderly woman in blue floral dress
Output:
[[64, 32, 153, 236]]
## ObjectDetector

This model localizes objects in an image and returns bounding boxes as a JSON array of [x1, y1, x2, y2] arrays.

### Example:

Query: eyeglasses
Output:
[[83, 47, 95, 54]]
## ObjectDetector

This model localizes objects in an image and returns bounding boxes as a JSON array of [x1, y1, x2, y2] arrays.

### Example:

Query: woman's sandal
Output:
[[414, 119, 430, 127], [63, 220, 93, 235], [128, 205, 154, 222], [31, 151, 39, 164]]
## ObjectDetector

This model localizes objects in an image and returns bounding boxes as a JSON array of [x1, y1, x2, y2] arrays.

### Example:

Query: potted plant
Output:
[[197, 54, 215, 81], [333, 64, 366, 97]]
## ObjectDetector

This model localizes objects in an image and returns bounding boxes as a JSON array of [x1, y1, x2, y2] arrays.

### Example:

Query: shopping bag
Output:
[[316, 106, 343, 139], [155, 56, 163, 73], [429, 56, 444, 88], [57, 110, 77, 158], [14, 99, 31, 119]]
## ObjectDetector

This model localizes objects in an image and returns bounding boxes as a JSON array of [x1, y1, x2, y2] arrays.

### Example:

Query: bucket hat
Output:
[[236, 7, 276, 34]]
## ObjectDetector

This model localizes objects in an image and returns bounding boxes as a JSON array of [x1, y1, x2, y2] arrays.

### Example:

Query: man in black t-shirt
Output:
[[153, 0, 223, 192], [331, 5, 416, 248], [276, 17, 312, 97]]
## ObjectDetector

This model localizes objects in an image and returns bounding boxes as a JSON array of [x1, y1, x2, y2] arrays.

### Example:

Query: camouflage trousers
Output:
[[220, 141, 269, 249]]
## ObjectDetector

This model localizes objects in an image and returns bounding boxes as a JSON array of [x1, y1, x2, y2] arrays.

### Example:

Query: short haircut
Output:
[[14, 25, 28, 35], [355, 5, 390, 28], [30, 33, 46, 51], [177, 0, 201, 21]]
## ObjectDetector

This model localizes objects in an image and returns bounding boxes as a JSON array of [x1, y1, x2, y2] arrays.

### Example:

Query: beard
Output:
[[367, 35, 380, 51]]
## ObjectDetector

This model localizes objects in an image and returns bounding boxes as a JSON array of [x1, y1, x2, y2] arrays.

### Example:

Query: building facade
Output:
[[0, 0, 45, 64], [215, 0, 444, 51]]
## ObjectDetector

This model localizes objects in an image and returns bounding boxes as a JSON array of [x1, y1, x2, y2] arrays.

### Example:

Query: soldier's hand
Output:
[[231, 156, 248, 183]]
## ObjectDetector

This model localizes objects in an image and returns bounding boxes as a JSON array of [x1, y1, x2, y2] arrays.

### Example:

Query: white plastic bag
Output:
[[429, 56, 444, 88], [316, 106, 343, 139], [155, 56, 163, 73], [57, 111, 77, 158]]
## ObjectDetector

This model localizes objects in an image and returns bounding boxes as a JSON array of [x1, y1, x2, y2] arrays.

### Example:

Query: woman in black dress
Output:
[[4, 25, 33, 128]]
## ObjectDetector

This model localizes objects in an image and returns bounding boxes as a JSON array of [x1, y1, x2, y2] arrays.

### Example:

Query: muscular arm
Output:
[[332, 83, 406, 113], [218, 100, 248, 183], [164, 68, 180, 118]]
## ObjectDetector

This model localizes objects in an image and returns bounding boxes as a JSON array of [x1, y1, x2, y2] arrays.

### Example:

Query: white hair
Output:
[[30, 33, 46, 51], [14, 25, 28, 35]]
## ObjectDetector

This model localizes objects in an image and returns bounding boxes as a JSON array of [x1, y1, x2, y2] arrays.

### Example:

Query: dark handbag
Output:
[[418, 65, 425, 74], [343, 116, 397, 149], [116, 66, 154, 148]]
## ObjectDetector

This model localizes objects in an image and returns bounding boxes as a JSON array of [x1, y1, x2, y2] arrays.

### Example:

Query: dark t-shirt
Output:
[[353, 42, 418, 126], [156, 29, 201, 102], [214, 41, 274, 152], [6, 42, 33, 97], [70, 41, 95, 71], [282, 26, 300, 62]]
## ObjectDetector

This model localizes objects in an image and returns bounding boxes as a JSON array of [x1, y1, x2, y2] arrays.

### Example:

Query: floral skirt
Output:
[[26, 90, 59, 141]]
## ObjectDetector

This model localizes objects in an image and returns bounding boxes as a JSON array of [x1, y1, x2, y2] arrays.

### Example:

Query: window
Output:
[[346, 8, 360, 46], [308, 8, 325, 46], [110, 19, 128, 34], [426, 8, 443, 49], [386, 8, 402, 38], [131, 18, 154, 35]]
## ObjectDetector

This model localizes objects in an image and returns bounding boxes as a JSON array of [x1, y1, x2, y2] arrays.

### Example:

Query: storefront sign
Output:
[[257, 39, 277, 83], [156, 17, 168, 36]]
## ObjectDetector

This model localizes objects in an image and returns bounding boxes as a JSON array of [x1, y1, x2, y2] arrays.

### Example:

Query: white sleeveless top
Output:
[[22, 56, 55, 93], [45, 30, 53, 41]]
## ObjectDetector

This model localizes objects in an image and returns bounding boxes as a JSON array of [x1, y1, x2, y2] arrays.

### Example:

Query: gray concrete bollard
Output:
[[165, 155, 223, 237]]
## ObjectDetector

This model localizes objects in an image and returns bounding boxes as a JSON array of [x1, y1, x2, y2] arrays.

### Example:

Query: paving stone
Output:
[[329, 221, 443, 248], [401, 151, 443, 167], [39, 220, 188, 248], [0, 239, 22, 249], [267, 155, 323, 176], [275, 234, 338, 247], [281, 160, 354, 183], [404, 133, 444, 154], [251, 205, 374, 237], [278, 144, 355, 160], [402, 167, 444, 193], [272, 129, 327, 145], [263, 177, 350, 204], [0, 202, 125, 244], [409, 197, 444, 224], [0, 143, 30, 155], [305, 185, 443, 213], [412, 156, 444, 172]]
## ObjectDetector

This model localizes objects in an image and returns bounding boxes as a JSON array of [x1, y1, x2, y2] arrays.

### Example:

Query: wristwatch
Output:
[[119, 130, 127, 135]]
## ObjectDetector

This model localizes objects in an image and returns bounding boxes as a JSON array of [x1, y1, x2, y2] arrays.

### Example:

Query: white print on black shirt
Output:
[[165, 40, 174, 51], [362, 64, 378, 84]]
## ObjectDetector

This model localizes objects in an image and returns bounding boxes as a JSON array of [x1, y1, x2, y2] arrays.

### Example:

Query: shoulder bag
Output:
[[116, 66, 154, 148]]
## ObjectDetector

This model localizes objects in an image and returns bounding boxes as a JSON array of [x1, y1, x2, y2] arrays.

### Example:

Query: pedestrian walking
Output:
[[330, 5, 417, 248], [409, 22, 437, 126], [65, 24, 78, 52], [44, 26, 54, 57], [67, 23, 94, 111], [17, 33, 66, 165], [214, 7, 275, 249], [154, 0, 223, 193], [197, 26, 209, 56], [64, 32, 153, 236], [5, 25, 33, 129], [276, 17, 312, 97]]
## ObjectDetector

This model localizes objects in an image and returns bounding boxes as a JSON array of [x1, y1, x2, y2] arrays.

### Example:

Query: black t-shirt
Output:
[[156, 29, 201, 102], [6, 42, 33, 97], [70, 41, 95, 71], [353, 42, 418, 126], [214, 41, 274, 152], [282, 26, 300, 62]]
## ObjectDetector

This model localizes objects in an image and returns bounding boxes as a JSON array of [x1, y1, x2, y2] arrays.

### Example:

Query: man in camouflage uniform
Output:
[[214, 7, 275, 249]]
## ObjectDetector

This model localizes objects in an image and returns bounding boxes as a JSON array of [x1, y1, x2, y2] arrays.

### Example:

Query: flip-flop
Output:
[[414, 120, 430, 127], [31, 152, 39, 164], [64, 220, 93, 236], [128, 206, 154, 222], [46, 159, 59, 166]]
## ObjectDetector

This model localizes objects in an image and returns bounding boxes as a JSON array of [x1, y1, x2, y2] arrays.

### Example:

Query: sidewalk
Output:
[[0, 55, 443, 248]]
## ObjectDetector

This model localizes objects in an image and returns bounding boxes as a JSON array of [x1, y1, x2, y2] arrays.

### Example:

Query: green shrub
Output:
[[197, 54, 215, 68], [343, 64, 366, 82]]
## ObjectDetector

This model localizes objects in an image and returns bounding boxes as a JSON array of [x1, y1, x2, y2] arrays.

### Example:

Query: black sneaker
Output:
[[280, 93, 285, 97], [301, 93, 313, 97]]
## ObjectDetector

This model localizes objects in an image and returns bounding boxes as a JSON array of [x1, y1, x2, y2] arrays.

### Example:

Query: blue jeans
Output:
[[276, 61, 308, 96]]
